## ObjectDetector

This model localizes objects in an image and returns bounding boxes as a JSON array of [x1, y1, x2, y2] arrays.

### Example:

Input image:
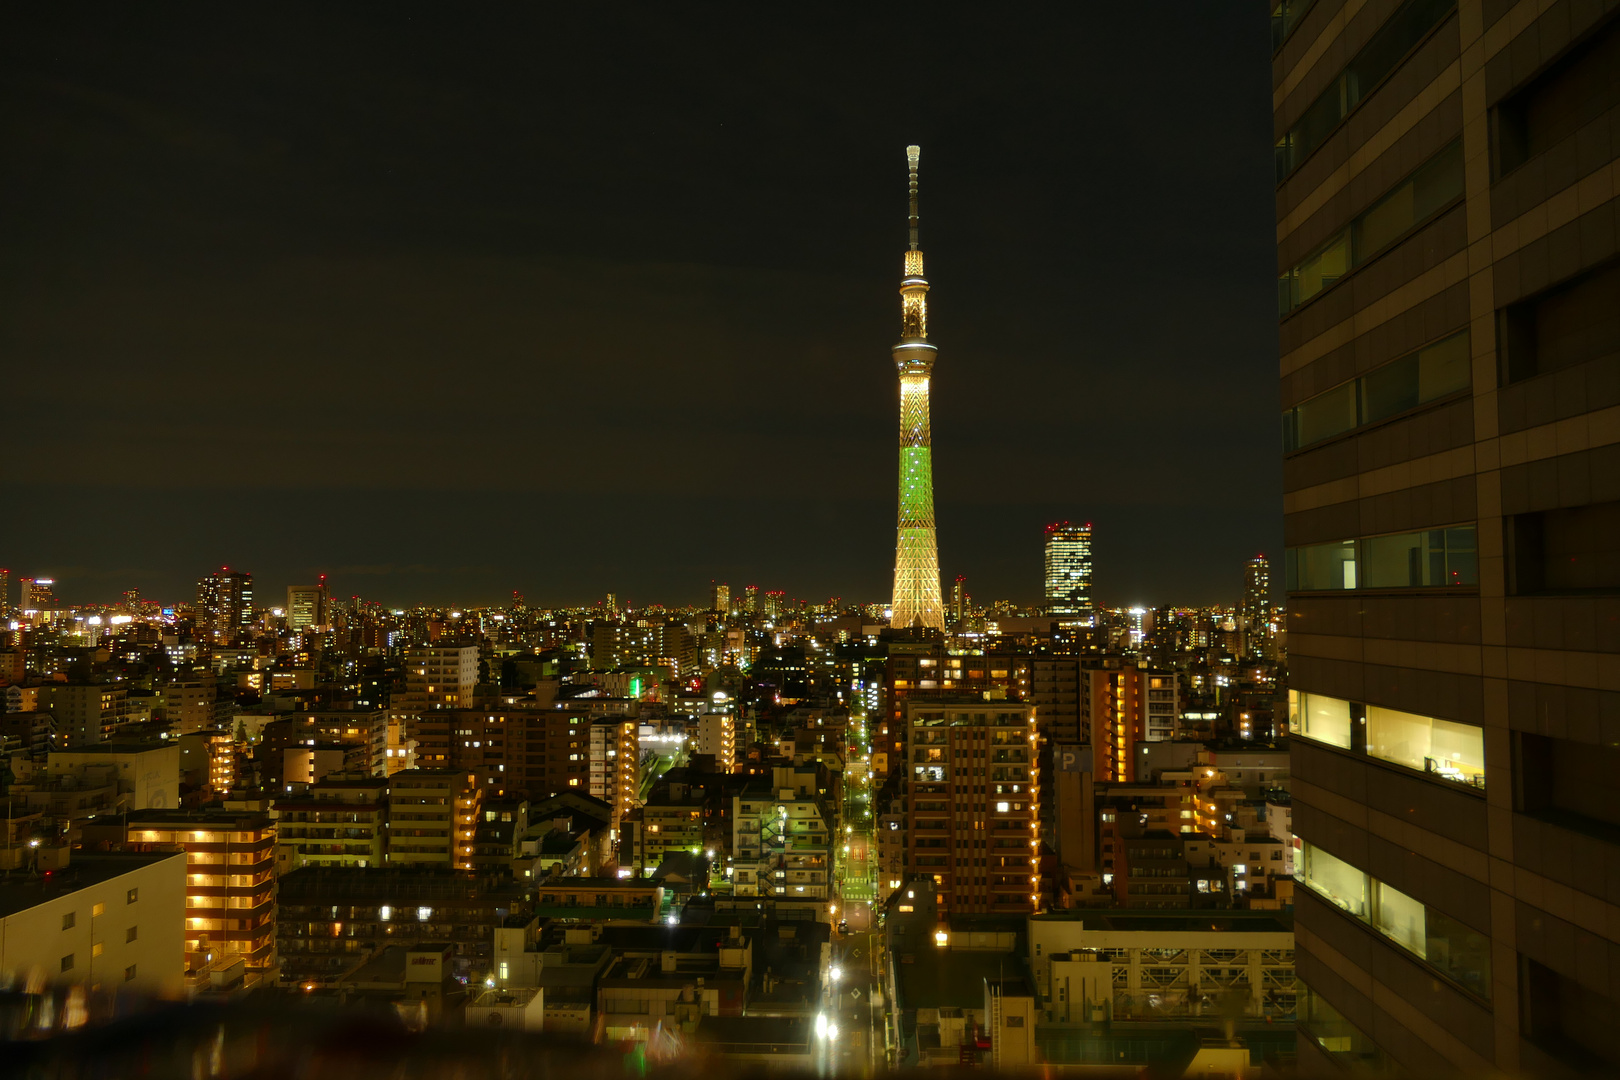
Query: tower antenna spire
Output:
[[890, 145, 944, 632], [907, 145, 921, 250]]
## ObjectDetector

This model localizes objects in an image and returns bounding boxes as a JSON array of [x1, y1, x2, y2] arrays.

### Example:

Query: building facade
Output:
[[401, 645, 478, 712], [195, 568, 253, 646], [103, 810, 277, 977], [1275, 2, 1620, 1075], [0, 852, 187, 999], [906, 700, 1041, 915], [386, 769, 480, 871], [1043, 522, 1095, 622]]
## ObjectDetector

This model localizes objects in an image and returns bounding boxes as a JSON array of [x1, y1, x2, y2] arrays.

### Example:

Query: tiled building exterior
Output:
[[1275, 1, 1620, 1075]]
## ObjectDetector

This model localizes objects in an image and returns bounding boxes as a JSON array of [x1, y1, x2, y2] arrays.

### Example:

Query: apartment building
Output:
[[400, 645, 478, 712], [386, 769, 480, 871], [37, 684, 130, 748], [273, 775, 389, 874], [94, 810, 277, 977], [0, 851, 187, 999], [588, 718, 639, 832], [732, 768, 834, 901], [1274, 2, 1620, 1074], [906, 700, 1041, 915]]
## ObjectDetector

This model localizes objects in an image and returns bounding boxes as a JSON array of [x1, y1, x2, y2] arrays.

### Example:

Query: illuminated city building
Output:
[[105, 809, 278, 979], [37, 684, 132, 747], [273, 775, 389, 874], [1083, 664, 1179, 781], [286, 576, 329, 632], [588, 718, 639, 834], [695, 709, 736, 772], [731, 766, 833, 901], [1043, 522, 1093, 622], [1275, 3, 1620, 1073], [386, 768, 481, 871], [400, 645, 478, 711], [711, 582, 730, 615], [950, 574, 968, 623], [1239, 556, 1272, 660], [905, 700, 1040, 915], [0, 851, 187, 998], [20, 576, 57, 613], [889, 145, 945, 631], [194, 567, 253, 645]]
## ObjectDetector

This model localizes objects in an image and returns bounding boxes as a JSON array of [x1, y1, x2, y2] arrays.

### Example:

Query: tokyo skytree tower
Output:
[[890, 145, 945, 631]]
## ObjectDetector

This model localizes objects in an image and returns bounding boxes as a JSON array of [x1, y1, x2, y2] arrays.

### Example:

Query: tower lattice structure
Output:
[[890, 145, 945, 631]]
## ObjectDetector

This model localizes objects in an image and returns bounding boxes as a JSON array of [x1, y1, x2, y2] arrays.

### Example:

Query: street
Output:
[[817, 925, 883, 1077], [816, 704, 884, 1075]]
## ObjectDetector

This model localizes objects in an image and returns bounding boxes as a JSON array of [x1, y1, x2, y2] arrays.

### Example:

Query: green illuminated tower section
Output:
[[890, 145, 945, 631]]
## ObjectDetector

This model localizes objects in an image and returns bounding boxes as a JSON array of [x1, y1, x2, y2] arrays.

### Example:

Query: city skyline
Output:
[[2, 7, 1280, 608]]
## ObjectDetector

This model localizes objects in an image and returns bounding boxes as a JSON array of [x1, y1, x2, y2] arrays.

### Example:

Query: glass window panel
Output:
[[1293, 380, 1358, 447], [1299, 985, 1392, 1068], [1416, 331, 1470, 402], [1359, 353, 1420, 423], [1352, 141, 1463, 261], [1287, 541, 1358, 591], [1297, 692, 1353, 750], [1361, 530, 1439, 587], [1364, 705, 1485, 787], [1271, 0, 1317, 51], [1344, 0, 1457, 112], [1277, 0, 1456, 181], [1410, 140, 1465, 221], [1373, 881, 1426, 956], [1424, 905, 1492, 1000], [1300, 842, 1368, 919], [1353, 179, 1417, 260], [1443, 526, 1477, 586], [1294, 231, 1351, 308]]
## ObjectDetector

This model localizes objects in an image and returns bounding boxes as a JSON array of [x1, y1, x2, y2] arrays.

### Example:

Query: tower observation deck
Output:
[[890, 145, 945, 631]]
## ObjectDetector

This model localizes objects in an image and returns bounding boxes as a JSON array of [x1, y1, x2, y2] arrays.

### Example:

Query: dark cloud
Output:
[[1, 5, 1282, 609]]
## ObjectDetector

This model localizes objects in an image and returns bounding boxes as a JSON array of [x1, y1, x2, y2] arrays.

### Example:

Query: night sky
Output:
[[2, 6, 1281, 611]]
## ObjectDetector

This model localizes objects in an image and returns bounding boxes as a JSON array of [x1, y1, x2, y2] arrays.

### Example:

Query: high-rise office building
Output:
[[711, 582, 730, 615], [195, 567, 252, 645], [1276, 4, 1620, 1075], [20, 576, 57, 613], [1240, 556, 1272, 660], [890, 145, 945, 631], [950, 574, 968, 623], [743, 584, 759, 614], [0, 568, 8, 612], [286, 576, 329, 632], [1043, 522, 1094, 621]]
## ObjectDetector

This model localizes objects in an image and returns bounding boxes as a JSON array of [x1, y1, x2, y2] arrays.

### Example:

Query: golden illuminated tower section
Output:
[[890, 145, 945, 631]]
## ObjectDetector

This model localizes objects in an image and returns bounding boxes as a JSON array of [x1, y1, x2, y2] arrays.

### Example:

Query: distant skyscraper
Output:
[[1043, 522, 1093, 621], [743, 584, 759, 614], [1239, 556, 1271, 660], [950, 575, 967, 623], [195, 567, 253, 645], [19, 577, 56, 612], [0, 569, 8, 612], [890, 145, 945, 631], [286, 576, 329, 632], [711, 582, 730, 615]]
